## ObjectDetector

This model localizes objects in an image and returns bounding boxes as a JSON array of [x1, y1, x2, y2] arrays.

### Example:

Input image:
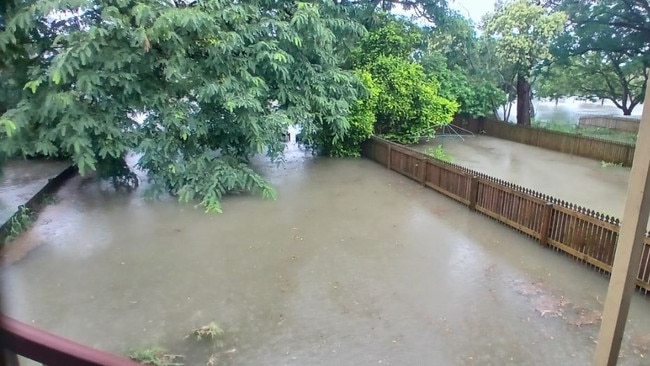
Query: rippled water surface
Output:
[[2, 145, 650, 365]]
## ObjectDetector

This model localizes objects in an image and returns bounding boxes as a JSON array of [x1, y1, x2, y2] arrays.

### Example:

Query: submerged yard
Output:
[[2, 144, 650, 365], [415, 135, 631, 219]]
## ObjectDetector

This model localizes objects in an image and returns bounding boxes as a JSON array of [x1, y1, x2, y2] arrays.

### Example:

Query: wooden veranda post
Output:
[[593, 82, 650, 365]]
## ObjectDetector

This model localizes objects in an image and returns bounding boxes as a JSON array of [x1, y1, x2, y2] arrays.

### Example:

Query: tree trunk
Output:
[[529, 89, 536, 120], [622, 106, 632, 115], [516, 74, 532, 126]]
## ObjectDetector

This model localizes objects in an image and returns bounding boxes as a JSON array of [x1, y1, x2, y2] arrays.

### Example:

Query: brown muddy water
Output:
[[0, 159, 69, 223], [2, 144, 650, 365], [415, 136, 631, 220]]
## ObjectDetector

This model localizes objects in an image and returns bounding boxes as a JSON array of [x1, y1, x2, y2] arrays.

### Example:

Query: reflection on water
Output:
[[501, 98, 643, 124], [2, 144, 650, 365]]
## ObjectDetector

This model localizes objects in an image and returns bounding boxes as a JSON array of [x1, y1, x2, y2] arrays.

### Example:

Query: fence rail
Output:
[[451, 117, 636, 166], [362, 136, 650, 292], [1, 315, 139, 365]]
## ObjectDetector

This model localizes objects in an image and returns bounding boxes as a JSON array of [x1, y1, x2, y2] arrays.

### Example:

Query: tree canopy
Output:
[[483, 0, 566, 125], [420, 11, 507, 118], [350, 17, 458, 144], [0, 0, 369, 212], [547, 0, 650, 114]]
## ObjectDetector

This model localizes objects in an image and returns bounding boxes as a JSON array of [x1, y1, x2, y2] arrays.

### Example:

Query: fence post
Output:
[[469, 176, 479, 210], [539, 202, 554, 246], [627, 145, 635, 167], [387, 144, 392, 170], [420, 159, 427, 186]]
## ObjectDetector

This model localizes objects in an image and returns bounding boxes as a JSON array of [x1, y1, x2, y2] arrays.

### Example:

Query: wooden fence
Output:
[[579, 115, 640, 133], [451, 116, 636, 166], [362, 136, 650, 292], [0, 165, 77, 246]]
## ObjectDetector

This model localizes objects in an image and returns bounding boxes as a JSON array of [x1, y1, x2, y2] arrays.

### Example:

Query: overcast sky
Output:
[[392, 0, 496, 25], [449, 0, 495, 22]]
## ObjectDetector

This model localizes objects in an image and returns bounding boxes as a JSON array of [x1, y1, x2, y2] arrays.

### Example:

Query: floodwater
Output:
[[2, 145, 650, 365], [415, 136, 630, 219], [0, 159, 69, 224], [503, 98, 643, 124]]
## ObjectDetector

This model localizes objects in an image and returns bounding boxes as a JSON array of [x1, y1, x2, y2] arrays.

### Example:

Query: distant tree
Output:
[[555, 53, 647, 115], [552, 0, 650, 115], [535, 64, 576, 105], [483, 0, 566, 126], [420, 12, 507, 119], [559, 0, 649, 57]]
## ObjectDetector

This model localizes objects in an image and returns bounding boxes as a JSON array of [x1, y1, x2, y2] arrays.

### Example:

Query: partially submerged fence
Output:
[[362, 136, 650, 292], [579, 115, 640, 133], [451, 117, 636, 166], [0, 165, 77, 245]]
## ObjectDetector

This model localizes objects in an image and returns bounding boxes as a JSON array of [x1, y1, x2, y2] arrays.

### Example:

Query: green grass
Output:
[[128, 347, 184, 366], [601, 161, 623, 168], [532, 120, 637, 145], [425, 145, 453, 163], [186, 321, 225, 347]]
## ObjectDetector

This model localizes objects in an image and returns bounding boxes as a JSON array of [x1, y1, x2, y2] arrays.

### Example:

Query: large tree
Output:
[[420, 11, 508, 119], [551, 0, 650, 115], [483, 0, 566, 126], [550, 52, 648, 115], [559, 0, 649, 57], [534, 63, 576, 105], [0, 0, 369, 212]]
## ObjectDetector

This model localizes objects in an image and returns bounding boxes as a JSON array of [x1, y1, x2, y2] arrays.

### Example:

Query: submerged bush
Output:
[[426, 145, 453, 163], [128, 347, 184, 366], [306, 71, 379, 157], [4, 206, 33, 244], [187, 321, 225, 346]]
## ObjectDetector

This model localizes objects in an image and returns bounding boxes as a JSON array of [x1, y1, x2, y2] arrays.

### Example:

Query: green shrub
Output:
[[369, 56, 459, 144], [425, 145, 453, 163]]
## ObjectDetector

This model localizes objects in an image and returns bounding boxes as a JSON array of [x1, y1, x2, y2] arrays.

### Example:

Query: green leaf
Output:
[[1, 119, 17, 137], [23, 80, 42, 94], [52, 70, 62, 85]]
